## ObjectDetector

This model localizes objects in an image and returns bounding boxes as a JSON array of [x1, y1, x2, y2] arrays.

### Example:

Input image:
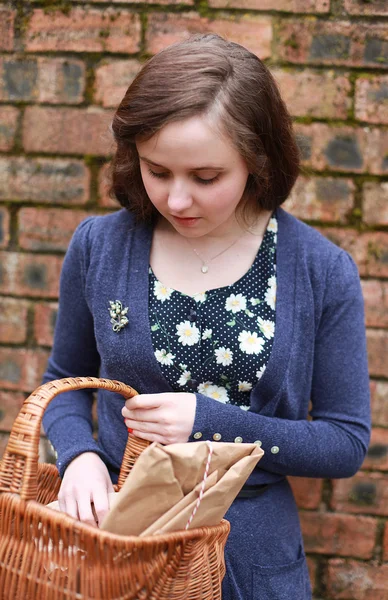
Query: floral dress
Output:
[[149, 217, 277, 410]]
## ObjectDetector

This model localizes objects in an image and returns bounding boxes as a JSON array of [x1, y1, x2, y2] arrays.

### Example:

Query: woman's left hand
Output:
[[121, 392, 197, 445]]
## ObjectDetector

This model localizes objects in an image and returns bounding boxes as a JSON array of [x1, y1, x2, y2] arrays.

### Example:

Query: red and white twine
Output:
[[185, 441, 214, 530]]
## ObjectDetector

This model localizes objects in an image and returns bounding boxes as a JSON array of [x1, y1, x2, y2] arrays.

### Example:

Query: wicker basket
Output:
[[0, 377, 230, 600]]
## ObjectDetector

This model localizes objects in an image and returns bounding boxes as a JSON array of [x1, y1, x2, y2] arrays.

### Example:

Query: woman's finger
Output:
[[124, 394, 162, 411], [77, 495, 98, 528], [124, 417, 161, 433], [92, 491, 111, 527], [130, 428, 168, 445], [59, 494, 79, 521], [122, 406, 161, 422]]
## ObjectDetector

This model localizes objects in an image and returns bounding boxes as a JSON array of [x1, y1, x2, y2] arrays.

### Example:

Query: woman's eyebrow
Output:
[[138, 156, 225, 171]]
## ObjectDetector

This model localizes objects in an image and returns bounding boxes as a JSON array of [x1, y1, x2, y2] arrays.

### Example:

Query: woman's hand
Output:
[[121, 392, 196, 445], [58, 452, 114, 527]]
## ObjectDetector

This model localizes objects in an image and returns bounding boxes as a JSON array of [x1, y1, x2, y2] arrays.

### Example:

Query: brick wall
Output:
[[0, 1, 387, 598]]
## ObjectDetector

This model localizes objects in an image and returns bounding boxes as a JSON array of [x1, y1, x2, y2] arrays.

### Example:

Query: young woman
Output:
[[42, 33, 371, 599]]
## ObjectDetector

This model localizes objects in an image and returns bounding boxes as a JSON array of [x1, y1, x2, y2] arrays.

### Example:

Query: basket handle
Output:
[[0, 377, 150, 501]]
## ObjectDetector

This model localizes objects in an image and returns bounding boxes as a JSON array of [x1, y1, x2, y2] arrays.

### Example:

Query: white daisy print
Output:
[[198, 381, 213, 395], [154, 349, 175, 366], [256, 365, 266, 381], [239, 405, 250, 411], [179, 363, 188, 370], [267, 217, 278, 233], [215, 347, 233, 366], [265, 285, 276, 310], [154, 280, 173, 303], [204, 385, 229, 403], [202, 328, 212, 340], [238, 381, 253, 392], [268, 275, 276, 289], [257, 317, 275, 340], [225, 293, 247, 314], [177, 370, 191, 387], [238, 331, 265, 355], [176, 321, 200, 346], [193, 292, 207, 303]]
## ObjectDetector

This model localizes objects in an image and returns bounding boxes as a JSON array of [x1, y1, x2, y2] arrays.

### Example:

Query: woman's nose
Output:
[[167, 182, 193, 213]]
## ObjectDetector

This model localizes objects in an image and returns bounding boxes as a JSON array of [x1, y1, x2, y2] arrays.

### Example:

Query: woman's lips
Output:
[[171, 216, 200, 226]]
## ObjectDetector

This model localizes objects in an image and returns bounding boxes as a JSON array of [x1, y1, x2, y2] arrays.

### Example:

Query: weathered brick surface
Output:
[[0, 206, 10, 249], [0, 297, 29, 344], [0, 391, 26, 431], [0, 252, 63, 299], [331, 472, 388, 517], [384, 523, 388, 561], [363, 182, 388, 226], [209, 0, 329, 11], [0, 8, 15, 51], [94, 60, 141, 108], [0, 106, 18, 151], [0, 157, 90, 204], [26, 9, 141, 54], [327, 560, 388, 599], [34, 302, 58, 347], [361, 280, 388, 328], [272, 68, 351, 119], [366, 329, 388, 378], [306, 557, 317, 593], [286, 176, 354, 222], [355, 76, 388, 125], [344, 0, 388, 17], [277, 20, 388, 69], [23, 107, 114, 156], [146, 13, 272, 59], [98, 162, 119, 208], [0, 347, 50, 392], [0, 57, 86, 104], [300, 512, 377, 559], [370, 381, 388, 428], [0, 433, 10, 461], [295, 123, 388, 175], [288, 476, 323, 509], [362, 428, 388, 471], [18, 208, 90, 252]]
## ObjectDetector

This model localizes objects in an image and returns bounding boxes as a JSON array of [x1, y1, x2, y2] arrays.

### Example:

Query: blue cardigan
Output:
[[42, 207, 371, 485]]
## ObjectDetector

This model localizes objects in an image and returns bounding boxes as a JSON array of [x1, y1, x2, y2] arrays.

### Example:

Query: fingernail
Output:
[[127, 427, 133, 434]]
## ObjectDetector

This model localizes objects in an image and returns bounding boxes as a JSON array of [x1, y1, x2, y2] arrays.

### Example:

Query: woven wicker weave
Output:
[[0, 377, 229, 599]]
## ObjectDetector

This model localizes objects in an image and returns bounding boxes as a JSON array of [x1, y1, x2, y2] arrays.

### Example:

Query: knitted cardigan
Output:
[[42, 207, 371, 485]]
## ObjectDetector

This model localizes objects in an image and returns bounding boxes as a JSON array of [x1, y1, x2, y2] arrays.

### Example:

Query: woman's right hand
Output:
[[58, 452, 114, 528]]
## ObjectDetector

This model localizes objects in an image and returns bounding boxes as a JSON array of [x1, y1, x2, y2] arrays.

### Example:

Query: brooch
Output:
[[109, 300, 129, 332]]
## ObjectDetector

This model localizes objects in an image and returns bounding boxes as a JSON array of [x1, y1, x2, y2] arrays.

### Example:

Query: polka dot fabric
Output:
[[149, 216, 278, 410]]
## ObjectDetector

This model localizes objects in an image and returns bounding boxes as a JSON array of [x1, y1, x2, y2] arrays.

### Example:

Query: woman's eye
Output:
[[148, 168, 168, 179], [195, 175, 220, 186]]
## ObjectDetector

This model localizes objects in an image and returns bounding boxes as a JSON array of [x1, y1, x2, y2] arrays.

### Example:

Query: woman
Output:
[[42, 33, 371, 599]]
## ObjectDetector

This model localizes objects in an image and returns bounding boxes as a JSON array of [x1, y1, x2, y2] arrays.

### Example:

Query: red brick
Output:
[[0, 106, 18, 151], [272, 68, 351, 119], [0, 347, 50, 392], [295, 122, 388, 175], [362, 428, 388, 471], [26, 9, 141, 54], [361, 280, 388, 328], [0, 207, 10, 249], [355, 76, 388, 125], [0, 57, 85, 104], [306, 557, 317, 593], [98, 162, 119, 208], [94, 59, 141, 108], [286, 176, 354, 223], [331, 472, 388, 516], [0, 251, 62, 299], [146, 13, 272, 59], [0, 297, 29, 344], [363, 182, 388, 226], [300, 512, 377, 559], [277, 20, 388, 69], [384, 523, 388, 561], [288, 476, 323, 509], [344, 0, 388, 17], [327, 559, 388, 599], [0, 391, 26, 431], [370, 381, 388, 428], [319, 229, 388, 278], [23, 106, 114, 156], [209, 0, 328, 11], [34, 302, 58, 347], [367, 329, 388, 378], [0, 8, 15, 51], [18, 208, 90, 252], [0, 157, 90, 205], [67, 0, 194, 4]]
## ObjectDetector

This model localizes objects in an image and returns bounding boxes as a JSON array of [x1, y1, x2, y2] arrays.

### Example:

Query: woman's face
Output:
[[136, 115, 250, 238]]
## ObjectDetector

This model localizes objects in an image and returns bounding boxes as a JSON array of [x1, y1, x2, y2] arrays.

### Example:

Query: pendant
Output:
[[201, 265, 209, 274]]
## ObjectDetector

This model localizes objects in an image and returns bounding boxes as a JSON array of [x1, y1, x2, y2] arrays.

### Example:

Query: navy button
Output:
[[188, 309, 197, 322], [188, 379, 198, 390]]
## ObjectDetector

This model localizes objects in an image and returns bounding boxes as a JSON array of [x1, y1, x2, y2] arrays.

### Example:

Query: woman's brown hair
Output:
[[110, 33, 300, 222]]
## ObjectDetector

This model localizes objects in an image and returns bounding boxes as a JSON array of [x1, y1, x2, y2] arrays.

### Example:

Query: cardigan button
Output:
[[213, 433, 222, 441], [254, 440, 262, 447], [271, 446, 280, 454], [193, 432, 202, 440], [234, 436, 243, 443]]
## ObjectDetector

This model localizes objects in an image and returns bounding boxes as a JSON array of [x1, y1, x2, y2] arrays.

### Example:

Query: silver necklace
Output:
[[185, 231, 246, 274]]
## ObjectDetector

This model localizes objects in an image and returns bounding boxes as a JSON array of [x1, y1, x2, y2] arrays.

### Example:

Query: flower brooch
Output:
[[109, 300, 129, 332]]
